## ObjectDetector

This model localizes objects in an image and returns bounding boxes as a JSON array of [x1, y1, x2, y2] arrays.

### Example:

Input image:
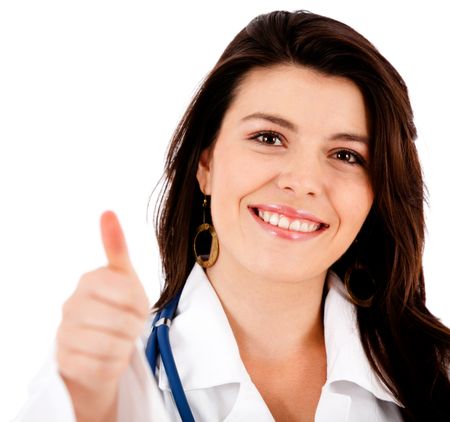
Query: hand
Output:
[[56, 210, 150, 422]]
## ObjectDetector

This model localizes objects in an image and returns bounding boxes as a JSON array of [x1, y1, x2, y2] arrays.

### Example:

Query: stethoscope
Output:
[[145, 287, 196, 422]]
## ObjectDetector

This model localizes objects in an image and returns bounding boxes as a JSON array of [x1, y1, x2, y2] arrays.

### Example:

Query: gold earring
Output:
[[193, 194, 219, 268]]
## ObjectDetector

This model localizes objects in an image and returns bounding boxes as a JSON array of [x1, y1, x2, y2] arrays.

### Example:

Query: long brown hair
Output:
[[152, 10, 450, 420]]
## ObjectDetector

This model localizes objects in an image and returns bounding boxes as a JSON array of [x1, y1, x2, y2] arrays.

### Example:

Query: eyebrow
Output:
[[240, 112, 369, 145], [241, 112, 298, 131]]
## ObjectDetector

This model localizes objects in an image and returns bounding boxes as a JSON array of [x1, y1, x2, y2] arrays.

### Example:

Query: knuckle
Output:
[[131, 316, 146, 338], [91, 330, 120, 358], [132, 288, 149, 315], [112, 335, 132, 359], [55, 326, 64, 344], [78, 267, 107, 288], [59, 351, 120, 383], [57, 350, 75, 376], [78, 271, 92, 285], [56, 326, 73, 349], [114, 285, 136, 311], [106, 310, 139, 341], [132, 313, 147, 333], [125, 289, 138, 309], [102, 335, 118, 355], [55, 347, 65, 367], [136, 290, 150, 316], [78, 270, 96, 289], [89, 358, 121, 380], [61, 297, 73, 315], [63, 297, 74, 313], [114, 313, 133, 335]]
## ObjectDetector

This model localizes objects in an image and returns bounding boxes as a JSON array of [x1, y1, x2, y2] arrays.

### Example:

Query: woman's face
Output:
[[197, 64, 374, 283]]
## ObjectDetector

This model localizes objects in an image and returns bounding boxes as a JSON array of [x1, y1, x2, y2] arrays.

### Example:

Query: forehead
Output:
[[224, 64, 368, 136]]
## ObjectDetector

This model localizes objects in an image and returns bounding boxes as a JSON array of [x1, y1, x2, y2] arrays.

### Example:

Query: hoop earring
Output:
[[193, 194, 219, 268], [344, 260, 376, 308]]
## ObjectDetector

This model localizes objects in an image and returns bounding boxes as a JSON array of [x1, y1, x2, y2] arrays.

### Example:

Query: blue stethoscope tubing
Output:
[[145, 289, 195, 422]]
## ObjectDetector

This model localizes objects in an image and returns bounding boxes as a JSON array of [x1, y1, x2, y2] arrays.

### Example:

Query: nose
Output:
[[276, 148, 324, 197]]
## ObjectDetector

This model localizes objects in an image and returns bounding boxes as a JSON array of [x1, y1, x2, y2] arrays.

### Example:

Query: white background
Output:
[[1, 1, 449, 420]]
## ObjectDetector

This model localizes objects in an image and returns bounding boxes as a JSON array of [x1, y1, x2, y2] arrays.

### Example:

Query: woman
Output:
[[16, 9, 450, 422]]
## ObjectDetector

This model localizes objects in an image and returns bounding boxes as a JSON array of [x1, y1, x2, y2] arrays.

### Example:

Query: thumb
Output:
[[100, 210, 135, 275]]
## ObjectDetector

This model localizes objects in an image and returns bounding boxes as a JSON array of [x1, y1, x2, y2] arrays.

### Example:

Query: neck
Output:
[[205, 255, 327, 362]]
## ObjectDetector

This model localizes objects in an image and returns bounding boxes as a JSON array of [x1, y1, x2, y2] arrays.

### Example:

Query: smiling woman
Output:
[[151, 10, 450, 421], [196, 64, 374, 284], [16, 8, 450, 422]]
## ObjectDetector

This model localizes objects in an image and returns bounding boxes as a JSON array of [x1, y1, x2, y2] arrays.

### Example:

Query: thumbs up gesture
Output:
[[56, 211, 150, 422]]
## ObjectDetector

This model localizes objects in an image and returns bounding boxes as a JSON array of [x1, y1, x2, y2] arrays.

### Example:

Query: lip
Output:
[[249, 204, 328, 226], [248, 206, 329, 241]]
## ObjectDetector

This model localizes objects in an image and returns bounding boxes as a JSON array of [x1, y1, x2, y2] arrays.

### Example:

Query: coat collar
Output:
[[157, 262, 246, 390], [156, 262, 403, 408], [323, 270, 403, 407]]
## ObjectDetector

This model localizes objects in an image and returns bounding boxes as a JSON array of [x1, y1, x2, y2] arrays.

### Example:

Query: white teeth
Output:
[[255, 209, 322, 233], [269, 213, 279, 226], [278, 216, 290, 229], [289, 220, 301, 231], [299, 221, 311, 232]]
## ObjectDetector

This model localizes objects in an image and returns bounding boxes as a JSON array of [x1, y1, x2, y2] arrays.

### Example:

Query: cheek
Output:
[[331, 176, 373, 229], [208, 146, 243, 228], [210, 145, 268, 204], [325, 177, 373, 263], [209, 145, 269, 238]]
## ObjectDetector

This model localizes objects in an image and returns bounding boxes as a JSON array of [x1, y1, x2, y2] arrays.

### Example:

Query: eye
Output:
[[333, 149, 366, 166], [249, 131, 284, 146]]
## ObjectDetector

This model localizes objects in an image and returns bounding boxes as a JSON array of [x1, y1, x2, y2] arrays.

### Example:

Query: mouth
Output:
[[248, 206, 329, 239]]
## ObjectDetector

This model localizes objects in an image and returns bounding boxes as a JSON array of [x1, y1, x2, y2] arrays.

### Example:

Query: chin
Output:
[[251, 260, 316, 283]]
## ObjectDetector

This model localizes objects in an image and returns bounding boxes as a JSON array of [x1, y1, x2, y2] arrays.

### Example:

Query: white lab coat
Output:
[[15, 263, 404, 421]]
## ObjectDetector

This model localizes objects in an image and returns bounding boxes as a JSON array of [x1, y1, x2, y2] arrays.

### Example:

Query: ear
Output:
[[196, 147, 213, 194]]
